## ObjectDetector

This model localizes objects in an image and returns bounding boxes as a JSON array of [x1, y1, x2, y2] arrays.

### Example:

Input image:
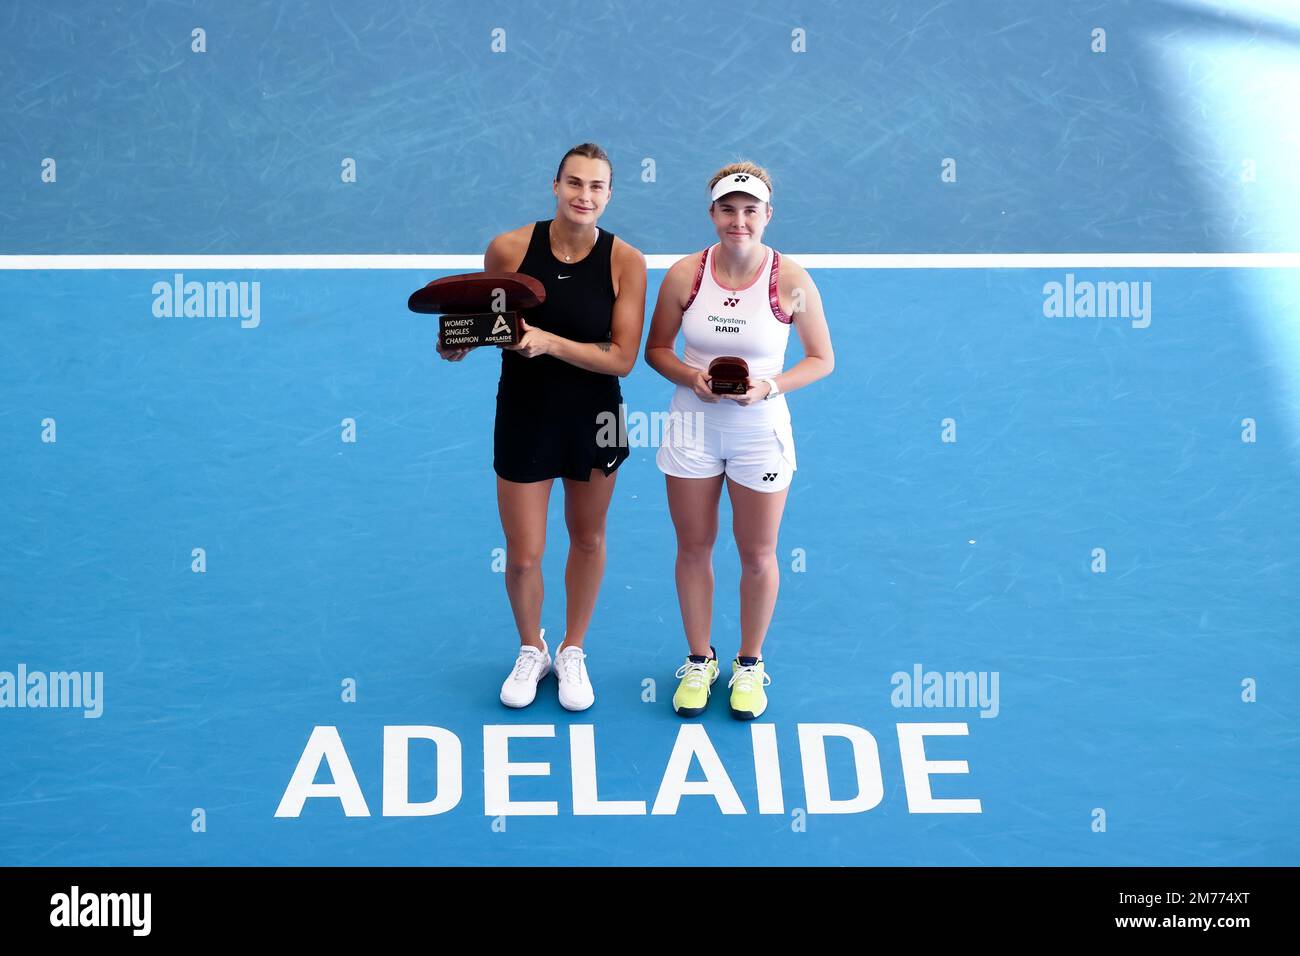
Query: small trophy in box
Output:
[[708, 356, 750, 395]]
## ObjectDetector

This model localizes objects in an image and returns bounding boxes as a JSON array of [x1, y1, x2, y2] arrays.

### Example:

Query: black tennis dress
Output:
[[493, 220, 630, 483]]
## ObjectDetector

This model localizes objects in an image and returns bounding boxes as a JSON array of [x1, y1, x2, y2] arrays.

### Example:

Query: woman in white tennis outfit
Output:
[[644, 161, 834, 719]]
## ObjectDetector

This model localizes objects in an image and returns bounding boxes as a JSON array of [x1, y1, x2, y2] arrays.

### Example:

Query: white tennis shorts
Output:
[[656, 416, 797, 493]]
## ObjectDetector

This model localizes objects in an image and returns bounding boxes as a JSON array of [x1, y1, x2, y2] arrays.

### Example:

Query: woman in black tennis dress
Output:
[[438, 143, 647, 712]]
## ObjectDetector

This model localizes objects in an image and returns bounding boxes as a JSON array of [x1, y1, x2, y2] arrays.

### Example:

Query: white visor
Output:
[[710, 172, 771, 204]]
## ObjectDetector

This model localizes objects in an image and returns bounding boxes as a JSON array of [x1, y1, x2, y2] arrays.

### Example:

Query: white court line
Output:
[[1, 253, 1300, 270]]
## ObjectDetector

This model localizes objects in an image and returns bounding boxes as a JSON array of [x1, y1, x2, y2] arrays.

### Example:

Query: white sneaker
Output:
[[500, 629, 551, 708], [554, 644, 594, 711]]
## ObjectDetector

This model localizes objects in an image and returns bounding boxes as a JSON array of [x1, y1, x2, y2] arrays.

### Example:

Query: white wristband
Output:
[[761, 377, 781, 400]]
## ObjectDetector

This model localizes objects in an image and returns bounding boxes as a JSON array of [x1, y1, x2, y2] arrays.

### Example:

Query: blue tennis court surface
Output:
[[2, 0, 1299, 867], [2, 265, 1296, 865]]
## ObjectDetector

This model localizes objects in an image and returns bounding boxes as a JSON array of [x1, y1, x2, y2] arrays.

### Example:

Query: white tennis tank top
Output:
[[670, 244, 794, 429]]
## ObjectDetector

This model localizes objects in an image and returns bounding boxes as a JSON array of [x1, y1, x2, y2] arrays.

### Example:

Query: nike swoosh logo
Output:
[[607, 458, 617, 468], [557, 274, 571, 280]]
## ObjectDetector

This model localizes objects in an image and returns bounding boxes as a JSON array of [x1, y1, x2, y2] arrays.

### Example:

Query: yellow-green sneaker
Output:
[[728, 658, 771, 719], [672, 652, 720, 717]]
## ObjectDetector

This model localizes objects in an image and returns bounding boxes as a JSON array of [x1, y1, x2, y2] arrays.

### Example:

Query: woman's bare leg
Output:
[[726, 477, 789, 659], [558, 468, 619, 650], [666, 474, 725, 657], [496, 475, 554, 648]]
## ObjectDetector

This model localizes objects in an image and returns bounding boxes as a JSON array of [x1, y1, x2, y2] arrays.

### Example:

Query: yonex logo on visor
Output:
[[710, 173, 771, 203]]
